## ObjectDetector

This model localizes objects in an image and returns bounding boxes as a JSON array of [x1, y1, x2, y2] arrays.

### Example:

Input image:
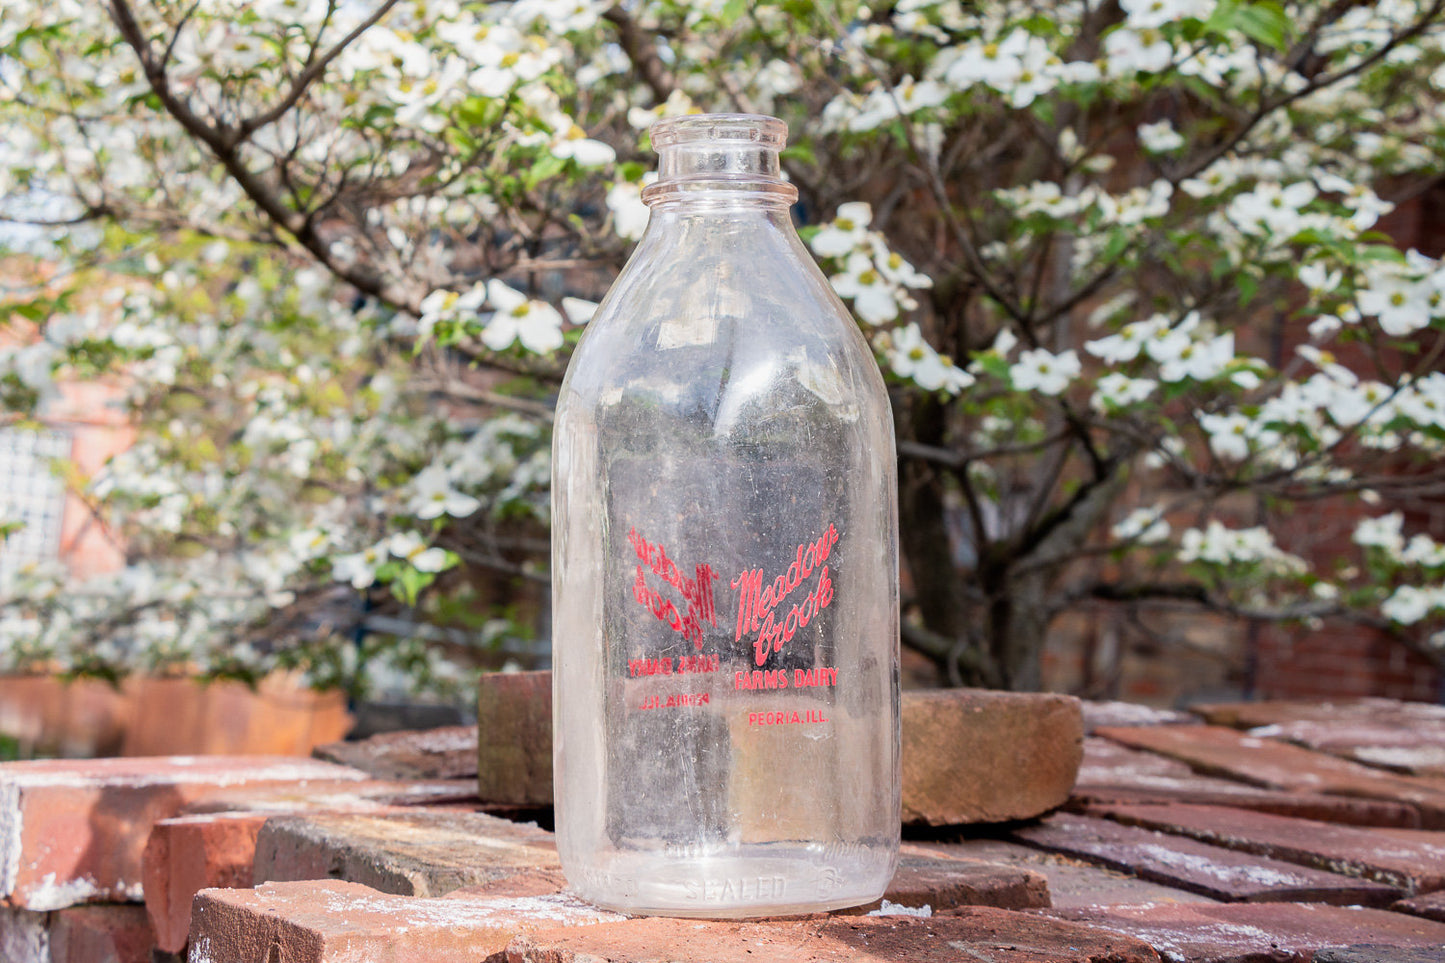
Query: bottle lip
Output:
[[649, 113, 788, 152]]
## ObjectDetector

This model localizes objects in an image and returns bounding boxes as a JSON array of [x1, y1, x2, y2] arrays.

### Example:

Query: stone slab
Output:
[[252, 809, 560, 896], [48, 904, 155, 963], [314, 726, 479, 781], [507, 908, 1161, 962], [902, 838, 1218, 909], [0, 756, 368, 910], [1050, 902, 1445, 963], [1089, 803, 1445, 894], [189, 878, 623, 963], [1013, 813, 1399, 905], [477, 671, 553, 806], [1096, 725, 1445, 827], [902, 689, 1083, 826], [1072, 738, 1423, 828], [0, 906, 48, 963], [1392, 888, 1445, 923]]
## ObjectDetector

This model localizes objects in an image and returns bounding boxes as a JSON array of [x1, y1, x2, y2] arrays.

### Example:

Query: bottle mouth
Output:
[[644, 113, 796, 208], [649, 114, 788, 152]]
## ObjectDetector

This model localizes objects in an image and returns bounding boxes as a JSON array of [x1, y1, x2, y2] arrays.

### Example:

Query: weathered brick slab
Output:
[[508, 908, 1160, 962], [189, 879, 623, 963], [143, 813, 267, 954], [1050, 902, 1445, 963], [49, 904, 154, 963], [849, 848, 1048, 914], [476, 672, 1085, 825], [1392, 888, 1445, 923], [1013, 813, 1399, 905], [0, 756, 368, 910], [0, 906, 48, 963], [1312, 948, 1445, 963], [1193, 698, 1445, 778], [253, 809, 560, 896], [902, 689, 1082, 825], [895, 838, 1216, 909], [477, 671, 553, 806], [314, 726, 479, 781], [1096, 725, 1445, 826], [1082, 700, 1198, 734], [181, 778, 481, 815], [1072, 738, 1422, 828], [1091, 803, 1445, 894]]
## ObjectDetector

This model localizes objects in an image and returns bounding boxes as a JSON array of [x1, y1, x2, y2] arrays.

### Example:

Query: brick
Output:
[[903, 838, 1217, 909], [189, 878, 622, 963], [49, 904, 154, 963], [1081, 700, 1199, 734], [1090, 803, 1445, 894], [1013, 813, 1399, 905], [1050, 902, 1445, 963], [181, 778, 481, 815], [120, 674, 351, 757], [1192, 698, 1445, 778], [1392, 889, 1445, 923], [902, 689, 1083, 825], [253, 810, 560, 896], [507, 908, 1161, 962], [142, 813, 267, 954], [1313, 949, 1445, 963], [0, 906, 48, 963], [313, 726, 479, 781], [1096, 725, 1445, 827], [847, 847, 1048, 914], [0, 756, 367, 910], [477, 671, 553, 806], [1072, 738, 1422, 827]]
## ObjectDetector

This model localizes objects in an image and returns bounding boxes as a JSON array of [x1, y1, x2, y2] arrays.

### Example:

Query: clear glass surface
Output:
[[551, 114, 900, 918]]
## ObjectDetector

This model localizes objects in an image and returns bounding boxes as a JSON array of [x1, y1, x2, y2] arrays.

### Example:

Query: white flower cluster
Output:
[[1178, 520, 1307, 575], [416, 280, 595, 354], [812, 202, 935, 325]]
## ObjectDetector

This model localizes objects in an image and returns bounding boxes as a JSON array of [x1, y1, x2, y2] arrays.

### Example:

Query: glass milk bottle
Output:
[[551, 113, 899, 917]]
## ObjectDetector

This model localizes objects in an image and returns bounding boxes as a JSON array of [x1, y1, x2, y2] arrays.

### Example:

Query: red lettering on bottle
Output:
[[731, 524, 840, 667]]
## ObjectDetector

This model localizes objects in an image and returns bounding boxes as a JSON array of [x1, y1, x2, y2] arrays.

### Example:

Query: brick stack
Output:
[[4, 675, 1445, 962]]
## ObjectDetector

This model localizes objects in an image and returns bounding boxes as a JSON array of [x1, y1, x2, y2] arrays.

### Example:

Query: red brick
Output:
[[902, 689, 1083, 825], [1081, 701, 1199, 733], [506, 908, 1161, 962], [49, 904, 154, 963], [142, 813, 268, 954], [1049, 901, 1445, 963], [252, 810, 560, 896], [850, 847, 1049, 914], [0, 906, 48, 963], [1089, 803, 1445, 894], [898, 838, 1216, 909], [1393, 889, 1445, 923], [1013, 813, 1399, 905], [1312, 948, 1443, 963], [181, 778, 480, 815], [477, 672, 553, 806], [314, 726, 479, 781], [1096, 725, 1445, 827], [1073, 737, 1423, 828], [188, 879, 624, 963], [0, 756, 367, 910]]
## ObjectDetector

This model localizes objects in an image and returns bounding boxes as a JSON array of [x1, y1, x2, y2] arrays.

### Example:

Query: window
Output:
[[0, 425, 70, 579]]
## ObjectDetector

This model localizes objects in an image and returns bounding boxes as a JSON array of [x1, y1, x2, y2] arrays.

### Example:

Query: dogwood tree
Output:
[[2, 0, 1444, 694]]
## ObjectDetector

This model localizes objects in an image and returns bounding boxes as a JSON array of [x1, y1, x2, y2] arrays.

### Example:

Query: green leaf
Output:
[[718, 0, 747, 26], [617, 161, 646, 183], [1235, 2, 1290, 50]]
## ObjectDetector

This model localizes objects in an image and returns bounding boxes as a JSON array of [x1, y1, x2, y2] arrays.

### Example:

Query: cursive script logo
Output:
[[628, 528, 719, 648], [731, 524, 838, 666]]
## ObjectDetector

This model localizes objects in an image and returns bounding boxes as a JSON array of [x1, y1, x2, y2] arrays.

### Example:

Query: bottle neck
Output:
[[642, 113, 798, 212]]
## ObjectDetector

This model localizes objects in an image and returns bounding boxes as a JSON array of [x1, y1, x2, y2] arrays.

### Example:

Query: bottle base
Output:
[[564, 843, 896, 919]]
